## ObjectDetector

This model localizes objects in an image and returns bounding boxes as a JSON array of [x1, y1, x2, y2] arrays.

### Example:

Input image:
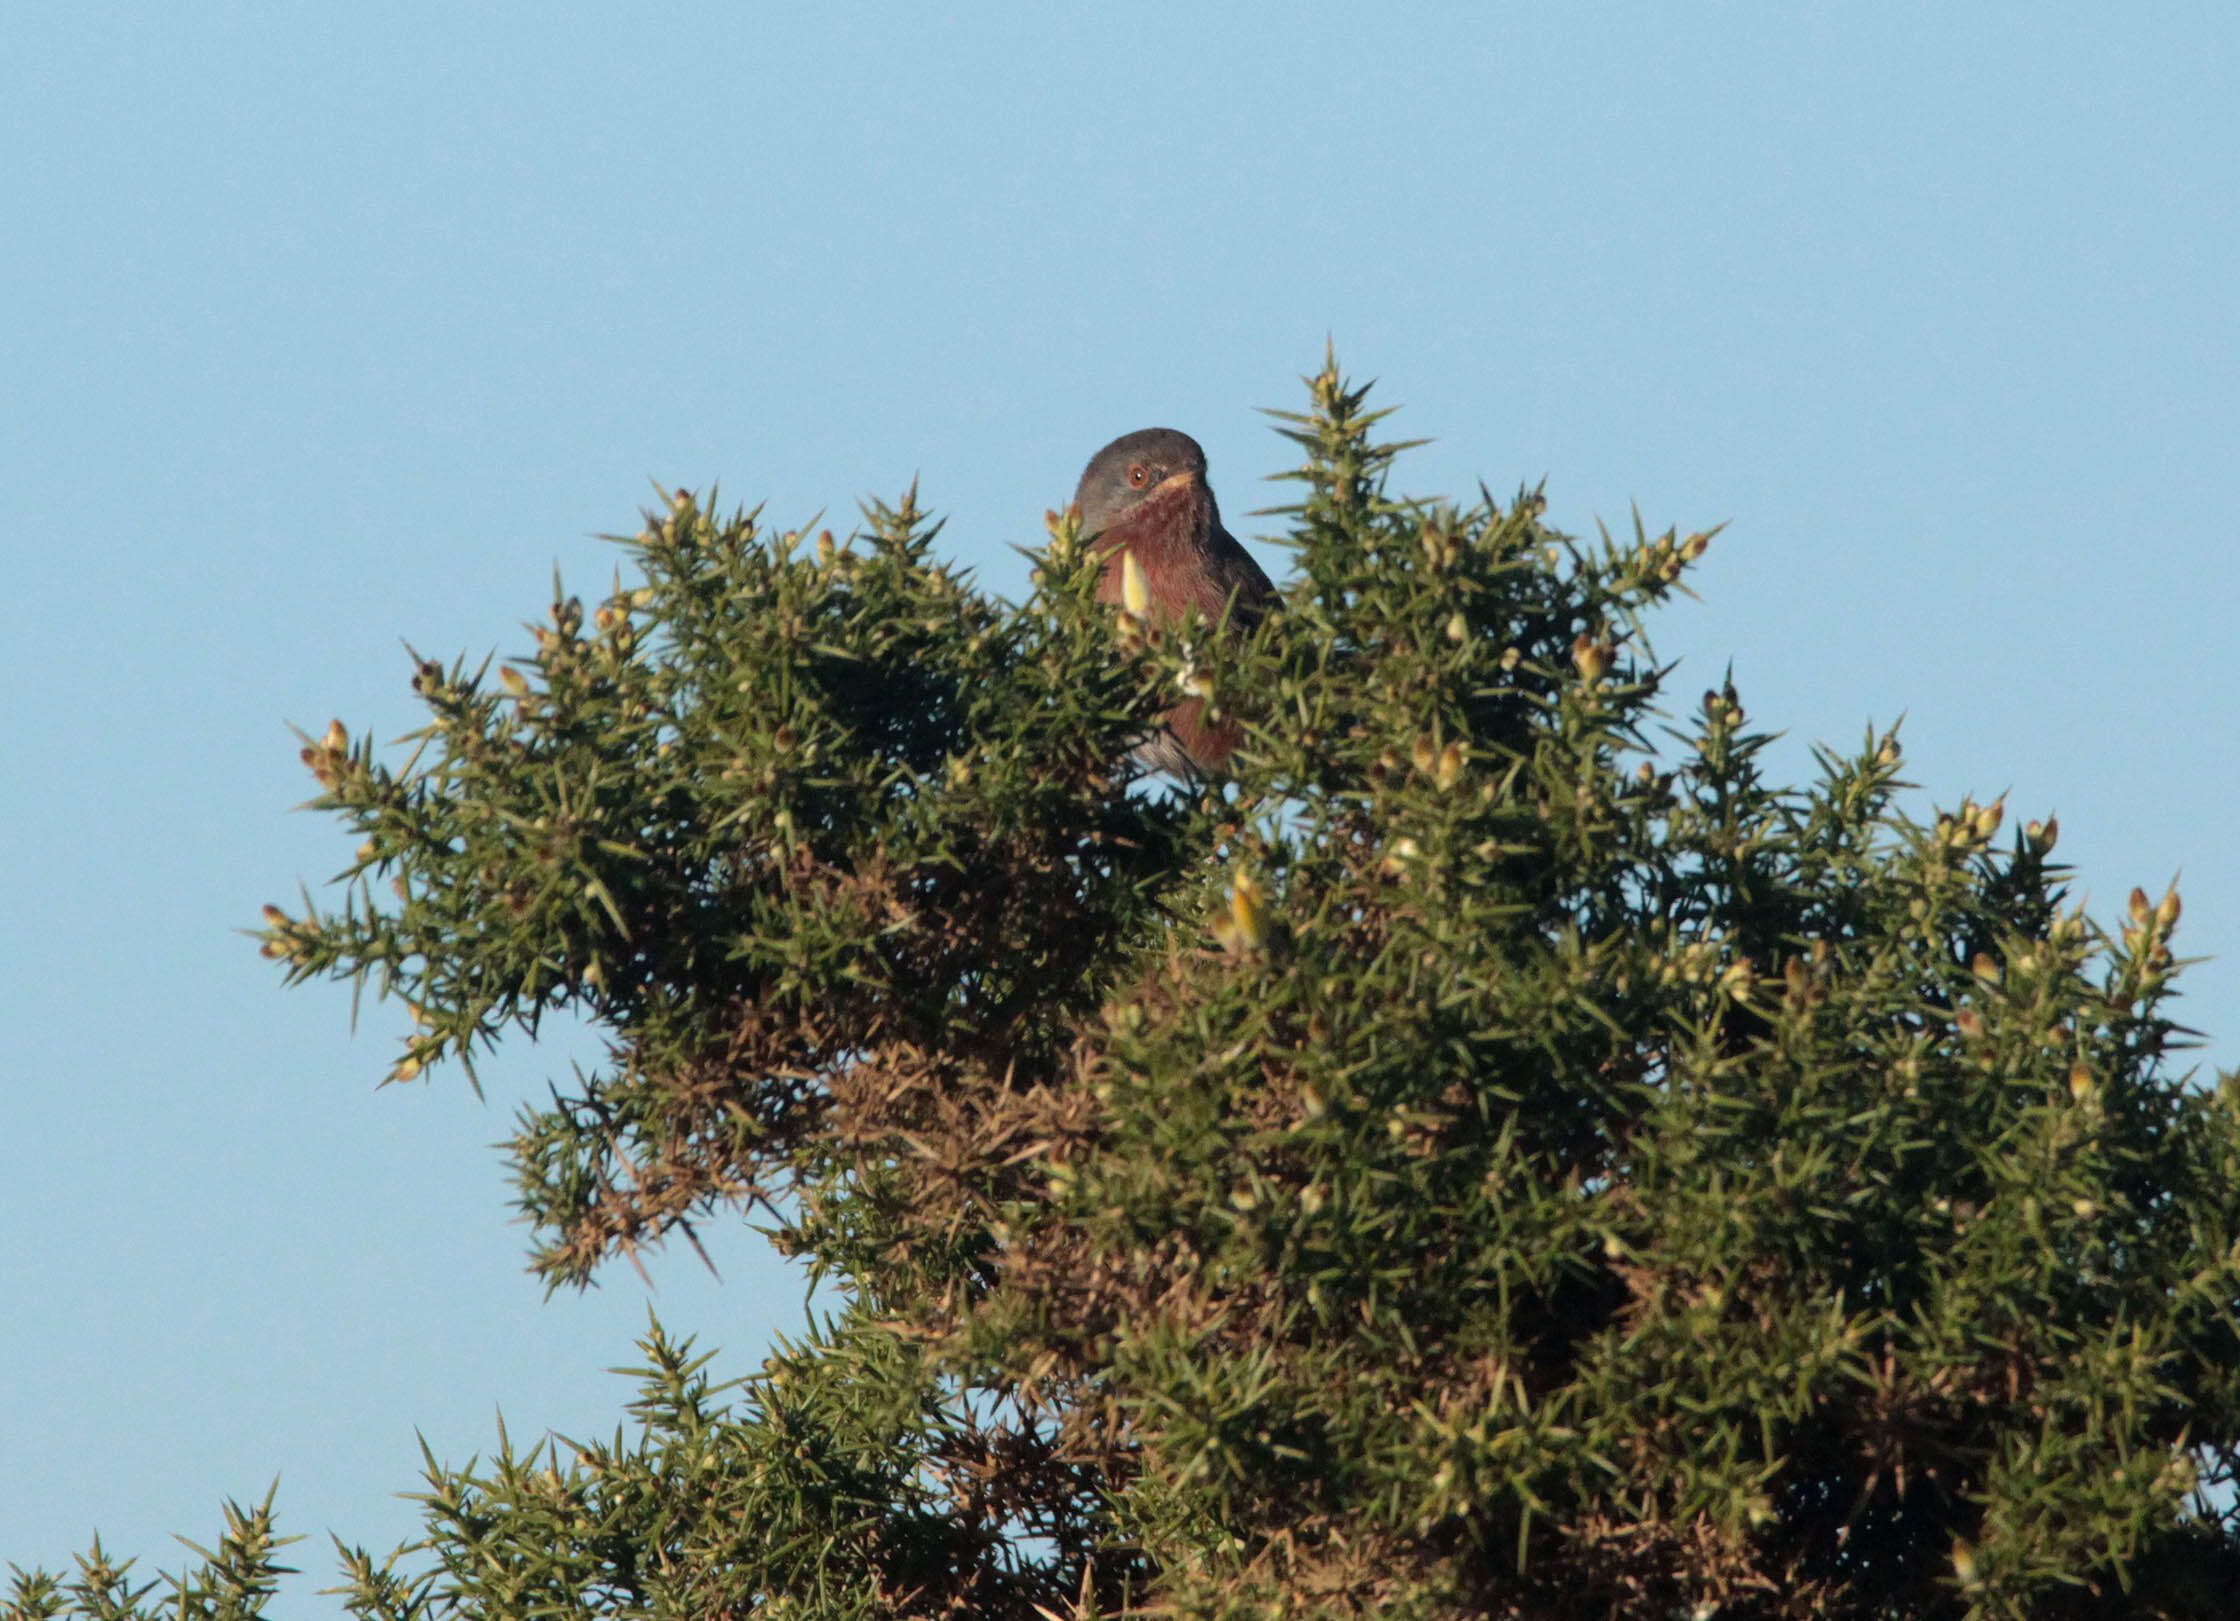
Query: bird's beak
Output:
[[1150, 469, 1200, 499]]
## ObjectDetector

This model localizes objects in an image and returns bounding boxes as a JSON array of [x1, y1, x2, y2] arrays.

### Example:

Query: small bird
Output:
[[1071, 428, 1278, 775]]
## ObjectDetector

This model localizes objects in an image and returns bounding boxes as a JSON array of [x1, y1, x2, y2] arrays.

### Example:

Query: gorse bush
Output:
[[15, 358, 2240, 1621]]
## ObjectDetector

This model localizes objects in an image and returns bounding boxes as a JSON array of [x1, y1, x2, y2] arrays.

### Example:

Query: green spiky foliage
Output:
[[18, 358, 2240, 1621]]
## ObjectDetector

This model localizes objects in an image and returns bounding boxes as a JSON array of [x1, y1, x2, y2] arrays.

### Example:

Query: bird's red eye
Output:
[[1127, 463, 1150, 488]]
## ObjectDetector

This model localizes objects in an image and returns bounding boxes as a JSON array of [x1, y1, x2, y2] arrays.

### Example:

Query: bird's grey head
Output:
[[1072, 428, 1213, 541]]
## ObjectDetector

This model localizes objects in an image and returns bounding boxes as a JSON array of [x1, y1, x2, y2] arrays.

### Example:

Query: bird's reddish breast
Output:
[[1091, 479, 1256, 624]]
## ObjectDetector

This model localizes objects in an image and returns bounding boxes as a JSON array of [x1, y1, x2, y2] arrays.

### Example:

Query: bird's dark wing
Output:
[[1194, 524, 1279, 626]]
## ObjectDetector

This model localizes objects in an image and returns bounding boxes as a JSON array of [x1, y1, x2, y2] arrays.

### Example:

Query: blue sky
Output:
[[6, 2, 2236, 1598]]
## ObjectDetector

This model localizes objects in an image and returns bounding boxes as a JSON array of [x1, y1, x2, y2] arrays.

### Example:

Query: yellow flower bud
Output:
[[1434, 742, 1465, 791], [1227, 870, 1267, 953], [1121, 549, 1150, 617], [1571, 633, 1609, 683]]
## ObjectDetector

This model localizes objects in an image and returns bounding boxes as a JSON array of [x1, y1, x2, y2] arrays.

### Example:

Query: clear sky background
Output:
[[5, 1, 2236, 1602]]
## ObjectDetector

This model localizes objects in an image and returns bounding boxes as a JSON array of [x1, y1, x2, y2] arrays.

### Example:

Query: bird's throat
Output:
[[1092, 477, 1211, 577]]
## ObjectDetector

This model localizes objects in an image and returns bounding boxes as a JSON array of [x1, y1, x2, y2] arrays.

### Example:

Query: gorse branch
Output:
[[27, 353, 2240, 1621]]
